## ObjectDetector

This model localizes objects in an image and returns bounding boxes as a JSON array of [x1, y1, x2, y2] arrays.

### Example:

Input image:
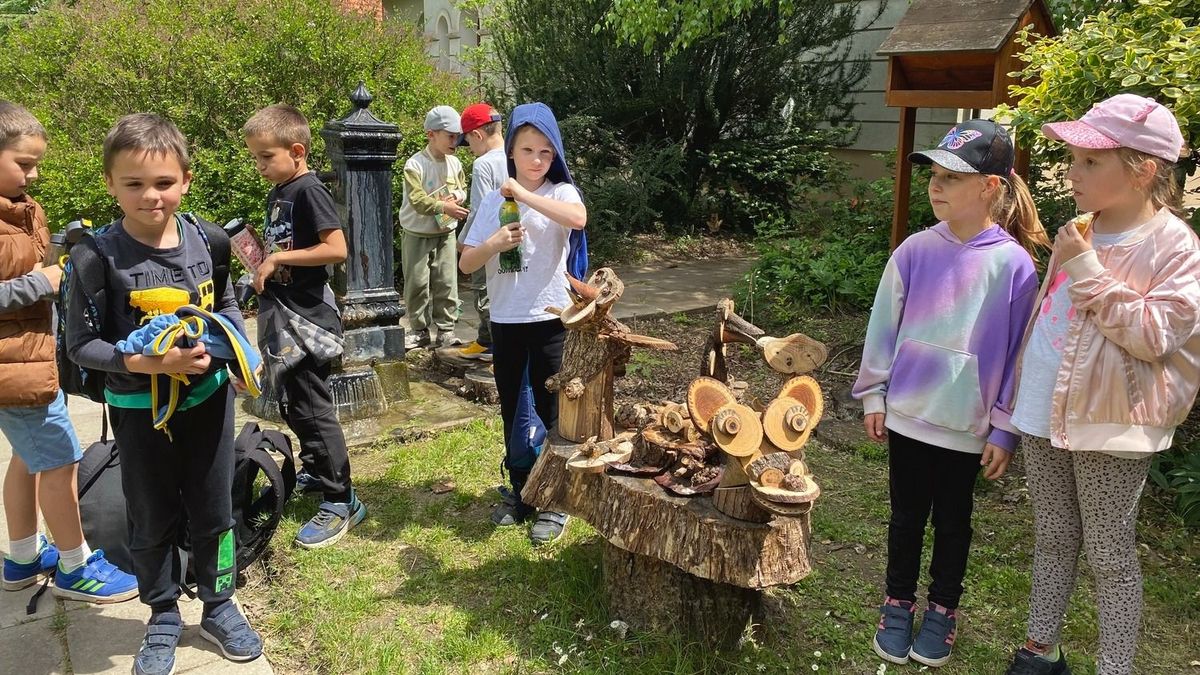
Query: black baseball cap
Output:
[[910, 119, 1015, 177]]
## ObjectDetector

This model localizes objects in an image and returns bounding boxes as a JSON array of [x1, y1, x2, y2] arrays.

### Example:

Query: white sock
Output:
[[8, 533, 42, 563], [58, 542, 93, 573]]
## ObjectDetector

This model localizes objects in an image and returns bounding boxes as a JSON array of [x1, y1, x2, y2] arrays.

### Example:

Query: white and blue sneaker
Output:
[[52, 550, 138, 603], [2, 535, 59, 590]]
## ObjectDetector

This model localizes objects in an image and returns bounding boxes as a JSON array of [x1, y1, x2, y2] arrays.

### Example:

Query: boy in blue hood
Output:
[[460, 103, 588, 545]]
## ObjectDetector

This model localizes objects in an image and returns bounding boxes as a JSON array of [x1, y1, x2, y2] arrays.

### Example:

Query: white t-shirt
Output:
[[1012, 229, 1141, 457], [462, 181, 581, 323]]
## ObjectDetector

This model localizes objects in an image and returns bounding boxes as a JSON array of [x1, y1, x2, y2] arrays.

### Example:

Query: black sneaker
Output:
[[491, 489, 535, 526], [1005, 647, 1071, 675], [530, 511, 570, 546]]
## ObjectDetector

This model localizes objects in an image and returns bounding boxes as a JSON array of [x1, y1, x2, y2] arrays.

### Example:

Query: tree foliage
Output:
[[0, 0, 465, 227], [486, 0, 873, 252], [1006, 0, 1199, 175]]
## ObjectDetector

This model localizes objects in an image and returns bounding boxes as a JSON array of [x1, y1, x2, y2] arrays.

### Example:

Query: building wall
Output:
[[338, 0, 384, 21], [838, 0, 965, 178]]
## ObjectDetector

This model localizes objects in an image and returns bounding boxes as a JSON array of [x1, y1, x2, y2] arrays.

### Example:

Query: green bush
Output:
[[0, 0, 466, 229], [743, 155, 933, 319], [1006, 0, 1200, 180]]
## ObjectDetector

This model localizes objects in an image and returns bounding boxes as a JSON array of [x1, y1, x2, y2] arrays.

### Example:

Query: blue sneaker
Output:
[[134, 614, 182, 675], [2, 535, 59, 591], [295, 471, 324, 495], [910, 602, 958, 667], [873, 596, 915, 665], [294, 494, 367, 549], [200, 601, 263, 662], [52, 549, 138, 603]]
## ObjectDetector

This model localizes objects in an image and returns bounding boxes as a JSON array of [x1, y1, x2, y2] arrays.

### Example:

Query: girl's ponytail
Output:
[[992, 172, 1050, 260]]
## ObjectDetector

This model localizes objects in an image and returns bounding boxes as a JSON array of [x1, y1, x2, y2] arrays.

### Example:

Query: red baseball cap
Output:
[[457, 103, 502, 146]]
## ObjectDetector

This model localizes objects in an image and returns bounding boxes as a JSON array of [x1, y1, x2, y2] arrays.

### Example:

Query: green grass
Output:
[[243, 421, 1200, 674]]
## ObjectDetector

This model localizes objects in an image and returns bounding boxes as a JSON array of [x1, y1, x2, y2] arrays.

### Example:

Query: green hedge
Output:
[[0, 0, 466, 229]]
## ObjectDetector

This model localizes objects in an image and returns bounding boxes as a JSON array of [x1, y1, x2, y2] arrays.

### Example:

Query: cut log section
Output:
[[778, 376, 825, 431], [522, 435, 813, 589], [755, 332, 829, 375], [762, 396, 814, 452], [711, 403, 764, 458], [749, 474, 821, 504], [750, 489, 815, 517], [712, 485, 771, 523], [567, 437, 635, 473], [662, 403, 691, 434], [687, 377, 736, 434]]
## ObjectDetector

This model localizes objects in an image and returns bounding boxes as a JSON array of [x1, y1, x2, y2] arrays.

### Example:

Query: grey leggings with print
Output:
[[1022, 435, 1152, 675]]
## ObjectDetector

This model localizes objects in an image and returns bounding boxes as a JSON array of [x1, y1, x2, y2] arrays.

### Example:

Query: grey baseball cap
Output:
[[424, 105, 462, 133]]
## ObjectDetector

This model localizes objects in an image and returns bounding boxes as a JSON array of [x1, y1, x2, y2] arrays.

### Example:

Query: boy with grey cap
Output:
[[399, 105, 469, 349]]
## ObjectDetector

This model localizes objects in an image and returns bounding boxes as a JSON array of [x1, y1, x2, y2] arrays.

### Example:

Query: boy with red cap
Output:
[[455, 103, 506, 361]]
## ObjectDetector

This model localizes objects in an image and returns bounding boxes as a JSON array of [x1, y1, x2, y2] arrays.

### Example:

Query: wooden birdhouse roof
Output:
[[877, 0, 1055, 56]]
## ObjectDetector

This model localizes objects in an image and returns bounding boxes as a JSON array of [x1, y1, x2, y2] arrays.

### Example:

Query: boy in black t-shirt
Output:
[[243, 104, 365, 549]]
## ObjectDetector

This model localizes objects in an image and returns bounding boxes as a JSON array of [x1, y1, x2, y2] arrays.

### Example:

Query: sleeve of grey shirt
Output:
[[461, 160, 493, 240], [64, 261, 129, 374], [0, 271, 55, 313]]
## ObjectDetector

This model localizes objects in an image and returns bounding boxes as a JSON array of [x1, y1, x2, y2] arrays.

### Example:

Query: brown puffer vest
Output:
[[0, 195, 57, 407]]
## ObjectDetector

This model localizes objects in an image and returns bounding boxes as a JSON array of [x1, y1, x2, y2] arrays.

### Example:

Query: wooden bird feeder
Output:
[[877, 0, 1056, 249]]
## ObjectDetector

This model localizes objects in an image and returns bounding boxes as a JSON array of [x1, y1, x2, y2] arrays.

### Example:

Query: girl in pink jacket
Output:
[[1006, 95, 1200, 675]]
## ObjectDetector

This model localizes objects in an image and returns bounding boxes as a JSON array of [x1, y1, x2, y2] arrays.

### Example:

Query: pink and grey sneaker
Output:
[[910, 601, 957, 667], [872, 596, 916, 664]]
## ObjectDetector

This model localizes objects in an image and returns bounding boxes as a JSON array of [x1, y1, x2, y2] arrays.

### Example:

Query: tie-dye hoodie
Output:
[[853, 223, 1038, 453]]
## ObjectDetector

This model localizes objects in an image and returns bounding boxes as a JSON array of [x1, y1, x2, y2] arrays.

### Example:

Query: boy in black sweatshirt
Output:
[[65, 114, 262, 675]]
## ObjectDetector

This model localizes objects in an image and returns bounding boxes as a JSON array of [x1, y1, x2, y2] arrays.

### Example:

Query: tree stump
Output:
[[523, 435, 812, 646], [602, 544, 762, 648]]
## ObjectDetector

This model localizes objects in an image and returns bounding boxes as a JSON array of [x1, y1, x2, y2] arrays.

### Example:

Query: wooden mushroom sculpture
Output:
[[546, 268, 677, 442], [702, 298, 830, 380]]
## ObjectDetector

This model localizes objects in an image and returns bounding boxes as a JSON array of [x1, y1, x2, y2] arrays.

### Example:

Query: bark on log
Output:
[[603, 543, 762, 649], [522, 435, 813, 588]]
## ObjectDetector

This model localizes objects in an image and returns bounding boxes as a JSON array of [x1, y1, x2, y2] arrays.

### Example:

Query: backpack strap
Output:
[[179, 213, 232, 303]]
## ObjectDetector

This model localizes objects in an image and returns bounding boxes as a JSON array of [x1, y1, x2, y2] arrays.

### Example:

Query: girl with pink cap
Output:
[[1005, 94, 1199, 675]]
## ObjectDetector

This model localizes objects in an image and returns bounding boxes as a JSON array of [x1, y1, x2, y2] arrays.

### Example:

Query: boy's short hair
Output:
[[0, 101, 47, 151], [478, 121, 501, 138], [241, 104, 312, 152], [103, 113, 190, 175]]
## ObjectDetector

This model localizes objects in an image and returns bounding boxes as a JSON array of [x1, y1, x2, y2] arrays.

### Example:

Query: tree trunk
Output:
[[603, 543, 762, 649]]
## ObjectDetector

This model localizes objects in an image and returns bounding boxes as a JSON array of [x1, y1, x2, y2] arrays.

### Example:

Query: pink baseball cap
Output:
[[1042, 94, 1184, 162]]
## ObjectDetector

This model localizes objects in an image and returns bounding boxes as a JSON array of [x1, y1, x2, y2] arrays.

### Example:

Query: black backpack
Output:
[[71, 420, 295, 591], [57, 213, 231, 403]]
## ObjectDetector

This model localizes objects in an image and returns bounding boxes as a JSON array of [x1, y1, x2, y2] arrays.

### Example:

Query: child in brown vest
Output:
[[0, 101, 137, 602]]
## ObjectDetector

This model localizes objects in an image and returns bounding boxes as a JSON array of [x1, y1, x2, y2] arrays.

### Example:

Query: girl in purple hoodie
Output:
[[853, 119, 1048, 667]]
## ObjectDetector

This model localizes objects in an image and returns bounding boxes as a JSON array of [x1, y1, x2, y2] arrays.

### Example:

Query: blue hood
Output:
[[507, 102, 588, 279]]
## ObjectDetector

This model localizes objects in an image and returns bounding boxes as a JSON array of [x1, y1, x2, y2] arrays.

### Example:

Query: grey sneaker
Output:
[[199, 601, 262, 662], [530, 511, 570, 546], [404, 331, 431, 350], [437, 332, 464, 347], [491, 488, 535, 526], [133, 615, 182, 675]]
